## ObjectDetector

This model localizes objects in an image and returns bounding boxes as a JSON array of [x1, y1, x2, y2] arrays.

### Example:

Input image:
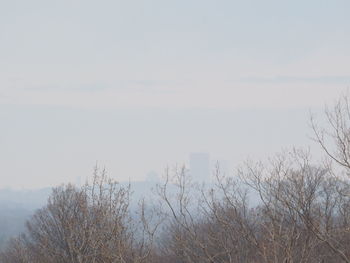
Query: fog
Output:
[[2, 0, 350, 188], [1, 1, 350, 260]]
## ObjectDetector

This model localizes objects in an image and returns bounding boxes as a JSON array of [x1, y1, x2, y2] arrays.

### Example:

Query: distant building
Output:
[[145, 171, 160, 182], [189, 153, 210, 182], [216, 160, 230, 176], [75, 176, 82, 187]]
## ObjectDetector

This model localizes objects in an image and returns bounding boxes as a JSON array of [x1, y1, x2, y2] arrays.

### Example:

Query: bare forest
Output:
[[3, 94, 350, 263]]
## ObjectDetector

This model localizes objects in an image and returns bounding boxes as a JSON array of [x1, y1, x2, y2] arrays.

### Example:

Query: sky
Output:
[[1, 0, 350, 188]]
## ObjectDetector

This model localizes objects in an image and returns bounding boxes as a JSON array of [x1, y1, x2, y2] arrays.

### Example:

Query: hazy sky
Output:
[[1, 0, 350, 188]]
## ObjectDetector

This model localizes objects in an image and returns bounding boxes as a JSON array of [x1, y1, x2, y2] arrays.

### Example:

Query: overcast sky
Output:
[[1, 0, 350, 188]]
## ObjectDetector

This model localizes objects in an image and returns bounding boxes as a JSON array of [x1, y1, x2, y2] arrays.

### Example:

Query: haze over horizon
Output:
[[1, 0, 350, 188]]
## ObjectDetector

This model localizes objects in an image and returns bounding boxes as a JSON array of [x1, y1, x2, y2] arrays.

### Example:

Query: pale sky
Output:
[[1, 0, 350, 188]]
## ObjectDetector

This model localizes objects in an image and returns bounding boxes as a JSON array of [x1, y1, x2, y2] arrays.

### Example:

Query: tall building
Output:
[[189, 152, 210, 182]]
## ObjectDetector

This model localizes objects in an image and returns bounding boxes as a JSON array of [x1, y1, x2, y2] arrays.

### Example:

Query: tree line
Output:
[[2, 94, 350, 262]]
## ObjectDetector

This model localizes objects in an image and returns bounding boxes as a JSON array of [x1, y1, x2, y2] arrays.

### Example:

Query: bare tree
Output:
[[311, 92, 350, 172], [241, 149, 350, 263], [157, 165, 263, 263], [0, 167, 159, 263], [156, 149, 350, 263]]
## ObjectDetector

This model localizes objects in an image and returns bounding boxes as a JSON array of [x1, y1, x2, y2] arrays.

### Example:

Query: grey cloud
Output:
[[239, 75, 350, 85], [19, 80, 179, 94]]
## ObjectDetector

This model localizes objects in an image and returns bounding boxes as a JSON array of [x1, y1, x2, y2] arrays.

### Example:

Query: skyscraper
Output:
[[189, 153, 210, 182]]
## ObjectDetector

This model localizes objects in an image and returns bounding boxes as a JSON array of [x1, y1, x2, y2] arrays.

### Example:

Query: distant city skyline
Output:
[[1, 0, 350, 188], [189, 152, 210, 182]]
